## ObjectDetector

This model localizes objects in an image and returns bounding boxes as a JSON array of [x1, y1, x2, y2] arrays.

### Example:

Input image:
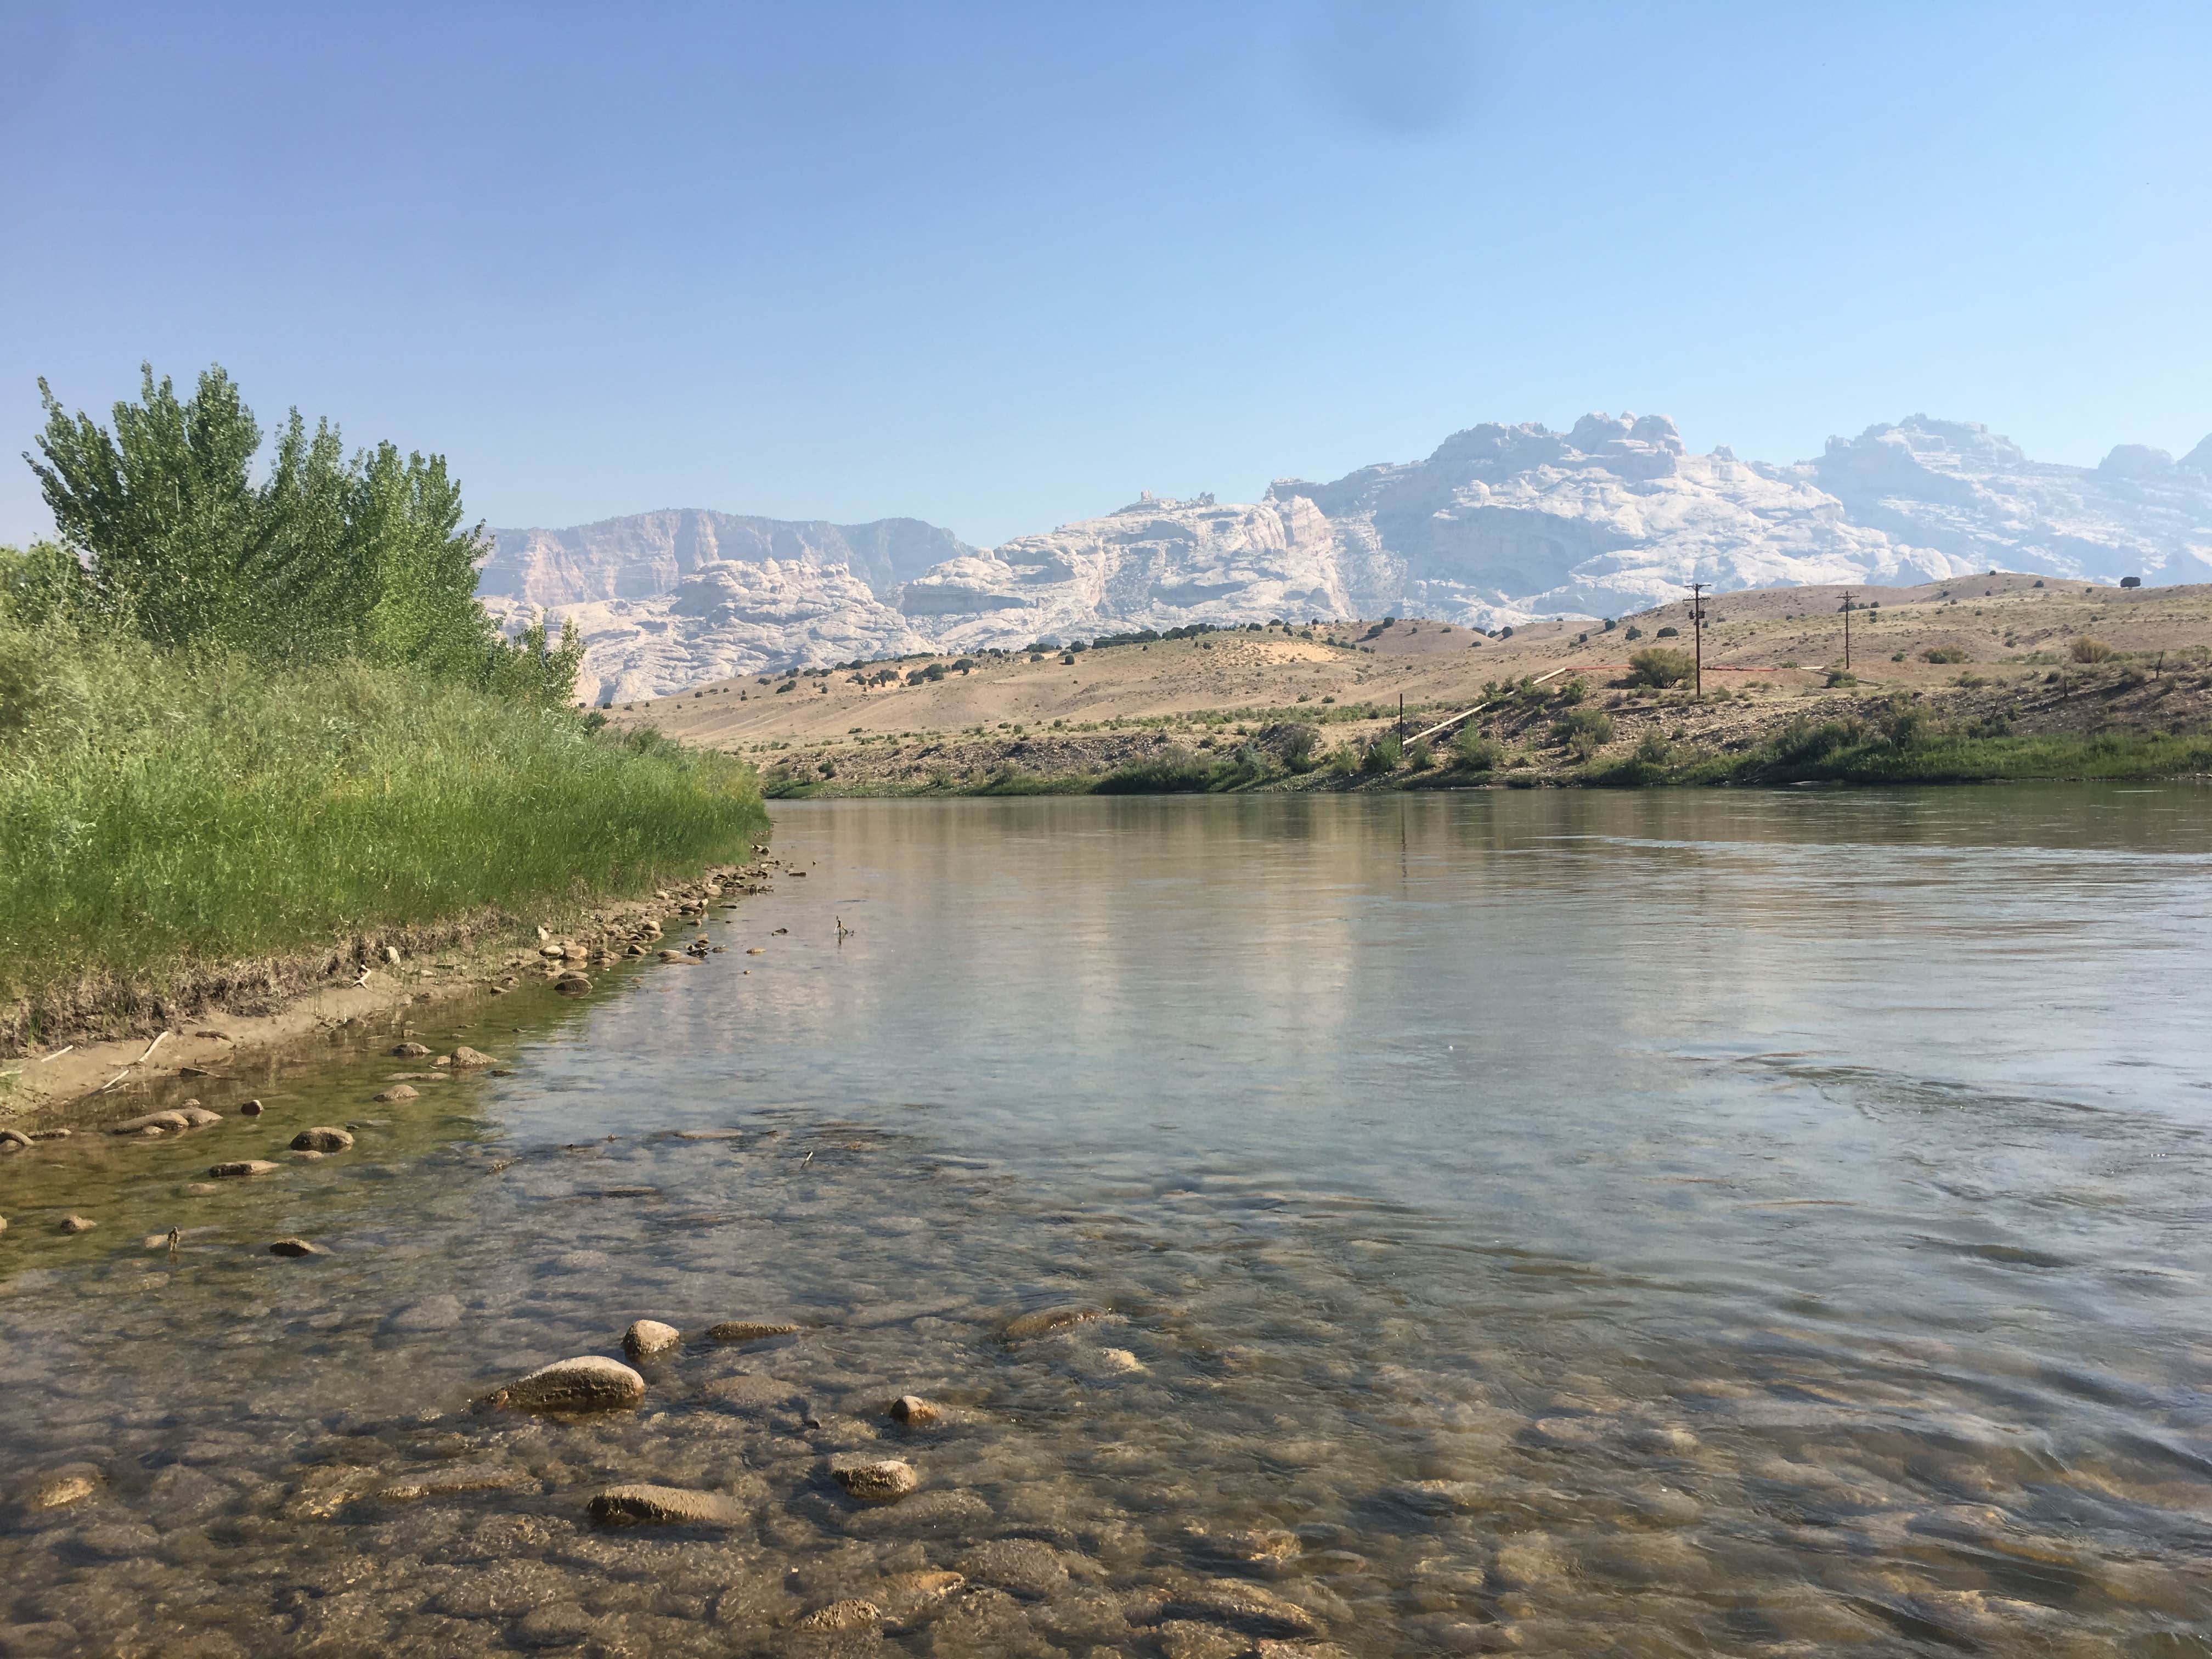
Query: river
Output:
[[3, 788, 2209, 1656]]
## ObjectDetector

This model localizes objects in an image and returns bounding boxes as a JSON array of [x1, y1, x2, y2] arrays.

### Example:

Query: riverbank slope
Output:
[[606, 573, 2212, 791]]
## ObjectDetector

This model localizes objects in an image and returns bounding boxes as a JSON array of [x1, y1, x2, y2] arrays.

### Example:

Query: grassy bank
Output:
[[0, 629, 766, 1048]]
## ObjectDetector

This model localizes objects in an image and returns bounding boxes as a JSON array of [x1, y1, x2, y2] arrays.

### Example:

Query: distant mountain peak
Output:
[[488, 412, 2212, 699]]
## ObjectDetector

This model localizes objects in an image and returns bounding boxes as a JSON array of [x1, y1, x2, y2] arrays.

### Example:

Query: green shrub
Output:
[[1406, 739, 1434, 771], [1362, 731, 1403, 772], [1551, 707, 1615, 749], [1627, 647, 1696, 687], [1257, 721, 1321, 771], [2070, 636, 2114, 663], [1922, 646, 1970, 663], [1553, 675, 1589, 706], [1452, 727, 1503, 771]]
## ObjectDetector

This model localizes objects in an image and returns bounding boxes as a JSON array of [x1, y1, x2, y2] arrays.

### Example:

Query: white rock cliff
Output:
[[484, 415, 2212, 698]]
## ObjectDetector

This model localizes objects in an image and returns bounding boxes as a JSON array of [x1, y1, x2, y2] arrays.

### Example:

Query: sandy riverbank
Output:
[[0, 855, 804, 1126]]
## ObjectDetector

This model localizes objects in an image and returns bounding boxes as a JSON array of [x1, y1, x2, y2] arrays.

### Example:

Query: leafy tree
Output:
[[25, 364, 577, 706]]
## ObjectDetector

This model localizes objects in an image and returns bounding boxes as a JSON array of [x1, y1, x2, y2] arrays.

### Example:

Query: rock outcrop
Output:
[[486, 414, 2212, 696]]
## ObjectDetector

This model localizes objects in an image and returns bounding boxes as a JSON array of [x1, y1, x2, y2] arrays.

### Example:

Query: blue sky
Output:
[[4, 2, 2208, 548]]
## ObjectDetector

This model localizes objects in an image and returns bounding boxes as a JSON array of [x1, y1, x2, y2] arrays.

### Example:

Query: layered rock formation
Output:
[[485, 415, 2212, 698]]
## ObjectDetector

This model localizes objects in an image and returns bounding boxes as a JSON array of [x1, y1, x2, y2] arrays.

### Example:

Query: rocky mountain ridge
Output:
[[481, 414, 2212, 702]]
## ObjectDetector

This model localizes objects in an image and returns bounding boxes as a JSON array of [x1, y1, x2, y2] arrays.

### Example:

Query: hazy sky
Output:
[[4, 2, 2208, 548]]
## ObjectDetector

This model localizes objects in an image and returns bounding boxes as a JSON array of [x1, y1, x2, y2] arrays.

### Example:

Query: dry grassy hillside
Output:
[[605, 574, 2212, 790]]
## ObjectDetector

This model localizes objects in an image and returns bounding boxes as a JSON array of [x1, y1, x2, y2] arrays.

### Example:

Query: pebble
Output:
[[655, 950, 693, 964], [888, 1393, 941, 1426], [1002, 1303, 1107, 1342], [57, 1214, 97, 1234], [706, 1318, 800, 1343], [392, 1042, 430, 1057], [483, 1355, 646, 1414], [795, 1599, 882, 1632], [210, 1160, 281, 1180], [291, 1127, 355, 1154], [622, 1319, 681, 1359], [0, 1216, 8, 1237], [269, 1238, 326, 1257], [832, 1458, 919, 1505], [586, 1483, 747, 1526], [373, 1085, 418, 1103]]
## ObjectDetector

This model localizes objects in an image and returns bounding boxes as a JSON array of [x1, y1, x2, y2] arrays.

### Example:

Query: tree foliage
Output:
[[22, 365, 580, 704]]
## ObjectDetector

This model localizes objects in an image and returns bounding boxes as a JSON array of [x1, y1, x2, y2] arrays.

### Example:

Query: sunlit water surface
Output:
[[3, 788, 2210, 1657]]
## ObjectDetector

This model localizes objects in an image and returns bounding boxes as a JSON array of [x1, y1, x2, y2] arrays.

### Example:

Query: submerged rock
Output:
[[832, 1458, 918, 1505], [706, 1318, 800, 1343], [1002, 1303, 1105, 1342], [957, 1538, 1071, 1599], [586, 1483, 746, 1526], [392, 1042, 430, 1058], [888, 1394, 940, 1426], [622, 1319, 681, 1359], [450, 1046, 496, 1068], [109, 1110, 192, 1136], [795, 1599, 882, 1632], [269, 1238, 326, 1257], [483, 1355, 645, 1414], [57, 1214, 97, 1234], [1160, 1580, 1320, 1638], [877, 1570, 964, 1619], [704, 1374, 802, 1412], [373, 1085, 418, 1103], [27, 1466, 101, 1510], [1384, 1479, 1486, 1514], [0, 1128, 32, 1150], [291, 1126, 354, 1154], [238, 1099, 264, 1115], [208, 1159, 280, 1178]]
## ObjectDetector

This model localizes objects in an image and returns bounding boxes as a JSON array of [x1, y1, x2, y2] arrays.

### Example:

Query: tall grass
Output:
[[0, 627, 766, 1012]]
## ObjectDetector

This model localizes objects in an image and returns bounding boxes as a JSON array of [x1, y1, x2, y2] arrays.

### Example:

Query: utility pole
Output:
[[1397, 692, 1404, 746], [1841, 589, 1853, 672], [1688, 582, 1708, 697]]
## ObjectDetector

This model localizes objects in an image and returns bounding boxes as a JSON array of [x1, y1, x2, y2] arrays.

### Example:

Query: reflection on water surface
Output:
[[3, 788, 2209, 1656]]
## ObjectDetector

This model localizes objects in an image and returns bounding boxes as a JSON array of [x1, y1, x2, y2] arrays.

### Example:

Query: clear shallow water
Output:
[[3, 787, 2210, 1657]]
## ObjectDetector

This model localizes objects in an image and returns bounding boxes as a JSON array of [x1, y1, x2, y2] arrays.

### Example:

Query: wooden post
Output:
[[1841, 589, 1853, 672]]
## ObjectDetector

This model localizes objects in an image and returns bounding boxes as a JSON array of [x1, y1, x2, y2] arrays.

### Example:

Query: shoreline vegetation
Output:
[[1, 366, 766, 1060], [752, 665, 2212, 800]]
